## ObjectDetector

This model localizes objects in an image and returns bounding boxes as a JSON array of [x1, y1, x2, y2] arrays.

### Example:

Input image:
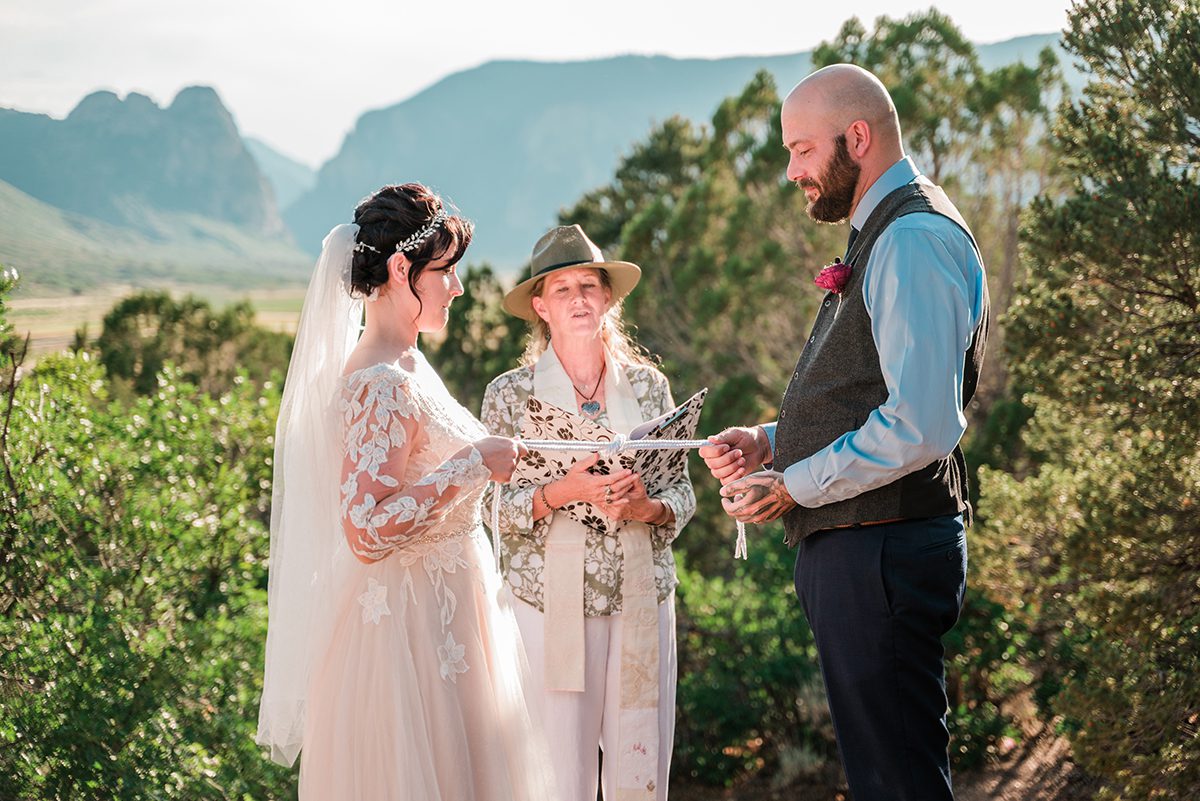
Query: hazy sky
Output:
[[1, 0, 1073, 167]]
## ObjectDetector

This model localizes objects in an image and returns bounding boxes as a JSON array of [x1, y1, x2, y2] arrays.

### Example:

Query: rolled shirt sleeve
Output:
[[761, 422, 777, 463]]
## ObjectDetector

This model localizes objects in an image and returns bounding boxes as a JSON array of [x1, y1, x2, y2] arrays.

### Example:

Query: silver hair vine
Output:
[[347, 234, 381, 303], [395, 209, 449, 253]]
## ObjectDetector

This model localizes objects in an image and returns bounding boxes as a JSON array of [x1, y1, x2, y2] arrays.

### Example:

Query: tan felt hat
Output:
[[503, 224, 641, 321]]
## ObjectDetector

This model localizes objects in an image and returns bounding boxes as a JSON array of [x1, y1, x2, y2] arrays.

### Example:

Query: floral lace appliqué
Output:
[[438, 631, 468, 682], [339, 368, 489, 563], [358, 578, 392, 625]]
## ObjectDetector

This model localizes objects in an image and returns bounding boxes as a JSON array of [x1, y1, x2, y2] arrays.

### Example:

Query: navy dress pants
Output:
[[794, 515, 967, 801]]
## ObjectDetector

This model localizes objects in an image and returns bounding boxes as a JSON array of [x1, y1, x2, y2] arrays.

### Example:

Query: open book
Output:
[[515, 388, 707, 535]]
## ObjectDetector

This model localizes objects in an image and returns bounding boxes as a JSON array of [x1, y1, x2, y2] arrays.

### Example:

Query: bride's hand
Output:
[[474, 436, 526, 483]]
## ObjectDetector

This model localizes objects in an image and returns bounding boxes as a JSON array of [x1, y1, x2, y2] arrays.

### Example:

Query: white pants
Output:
[[508, 589, 677, 801]]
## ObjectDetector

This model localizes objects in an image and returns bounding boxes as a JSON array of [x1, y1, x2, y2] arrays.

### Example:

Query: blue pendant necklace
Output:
[[573, 361, 606, 419]]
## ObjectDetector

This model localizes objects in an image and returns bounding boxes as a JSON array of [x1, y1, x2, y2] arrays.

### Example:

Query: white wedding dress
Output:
[[297, 354, 556, 800]]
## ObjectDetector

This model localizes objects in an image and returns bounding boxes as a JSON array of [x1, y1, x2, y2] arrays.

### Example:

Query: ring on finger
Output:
[[604, 485, 612, 503]]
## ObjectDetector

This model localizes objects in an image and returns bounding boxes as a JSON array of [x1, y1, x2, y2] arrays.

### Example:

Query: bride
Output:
[[256, 183, 556, 799]]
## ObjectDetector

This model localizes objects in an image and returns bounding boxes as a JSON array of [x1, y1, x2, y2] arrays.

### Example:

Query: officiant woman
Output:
[[481, 224, 695, 801]]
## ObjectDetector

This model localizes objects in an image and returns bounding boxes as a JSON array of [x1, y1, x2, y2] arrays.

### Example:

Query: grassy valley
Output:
[[0, 178, 311, 353]]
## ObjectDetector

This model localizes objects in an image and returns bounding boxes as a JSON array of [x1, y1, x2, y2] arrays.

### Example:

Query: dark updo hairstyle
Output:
[[349, 183, 474, 305]]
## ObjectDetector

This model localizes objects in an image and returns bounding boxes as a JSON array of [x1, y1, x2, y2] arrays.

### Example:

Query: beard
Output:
[[800, 134, 861, 224]]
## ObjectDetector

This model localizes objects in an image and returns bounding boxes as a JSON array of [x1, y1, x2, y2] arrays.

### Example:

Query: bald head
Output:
[[784, 64, 901, 141], [782, 64, 903, 158]]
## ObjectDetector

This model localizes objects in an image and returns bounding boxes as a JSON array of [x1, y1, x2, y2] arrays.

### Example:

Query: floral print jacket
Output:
[[481, 362, 696, 616]]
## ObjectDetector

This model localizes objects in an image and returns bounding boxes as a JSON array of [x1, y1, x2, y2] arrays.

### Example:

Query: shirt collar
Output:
[[849, 155, 921, 231]]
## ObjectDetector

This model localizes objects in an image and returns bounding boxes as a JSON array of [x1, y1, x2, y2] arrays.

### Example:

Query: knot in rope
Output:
[[603, 434, 629, 458]]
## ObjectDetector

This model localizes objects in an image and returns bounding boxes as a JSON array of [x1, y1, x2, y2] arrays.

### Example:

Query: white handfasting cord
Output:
[[487, 434, 749, 566]]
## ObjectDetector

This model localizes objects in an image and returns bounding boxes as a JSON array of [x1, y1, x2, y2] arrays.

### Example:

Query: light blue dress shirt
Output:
[[762, 156, 987, 509]]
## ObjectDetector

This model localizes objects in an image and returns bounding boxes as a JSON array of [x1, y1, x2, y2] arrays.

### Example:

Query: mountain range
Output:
[[0, 86, 307, 295], [285, 33, 1076, 269], [0, 33, 1073, 295], [0, 86, 283, 235]]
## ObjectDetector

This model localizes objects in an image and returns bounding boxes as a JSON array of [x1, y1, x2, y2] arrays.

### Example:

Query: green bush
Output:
[[944, 587, 1028, 769], [977, 410, 1200, 798], [672, 538, 835, 786], [0, 282, 295, 798], [94, 290, 292, 399]]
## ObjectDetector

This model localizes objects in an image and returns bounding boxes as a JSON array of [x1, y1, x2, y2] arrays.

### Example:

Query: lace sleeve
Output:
[[480, 374, 540, 542], [340, 372, 491, 562]]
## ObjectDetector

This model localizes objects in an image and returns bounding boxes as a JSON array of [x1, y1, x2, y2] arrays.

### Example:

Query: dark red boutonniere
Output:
[[814, 258, 853, 294]]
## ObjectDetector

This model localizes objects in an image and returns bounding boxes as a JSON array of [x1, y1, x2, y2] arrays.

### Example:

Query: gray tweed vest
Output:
[[775, 181, 990, 547]]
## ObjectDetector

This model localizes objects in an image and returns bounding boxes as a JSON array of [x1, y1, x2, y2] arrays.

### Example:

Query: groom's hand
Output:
[[699, 426, 771, 485], [719, 470, 796, 524]]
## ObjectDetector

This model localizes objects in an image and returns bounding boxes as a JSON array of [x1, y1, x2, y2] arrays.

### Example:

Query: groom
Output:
[[699, 64, 989, 800]]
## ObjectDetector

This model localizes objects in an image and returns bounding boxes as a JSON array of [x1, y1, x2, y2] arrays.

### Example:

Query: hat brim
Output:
[[502, 261, 642, 321]]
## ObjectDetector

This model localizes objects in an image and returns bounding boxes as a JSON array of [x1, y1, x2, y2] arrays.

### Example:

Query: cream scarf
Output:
[[534, 344, 662, 799]]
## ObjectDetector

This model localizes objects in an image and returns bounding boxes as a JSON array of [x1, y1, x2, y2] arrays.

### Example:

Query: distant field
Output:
[[9, 283, 308, 356], [0, 177, 313, 291]]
